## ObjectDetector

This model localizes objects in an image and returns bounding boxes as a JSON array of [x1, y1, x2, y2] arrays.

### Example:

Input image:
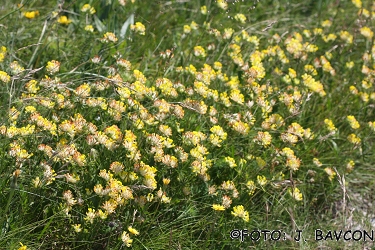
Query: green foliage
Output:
[[1, 0, 375, 249]]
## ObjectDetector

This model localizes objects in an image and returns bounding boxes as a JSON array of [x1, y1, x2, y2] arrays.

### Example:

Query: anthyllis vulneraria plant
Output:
[[1, 0, 375, 248]]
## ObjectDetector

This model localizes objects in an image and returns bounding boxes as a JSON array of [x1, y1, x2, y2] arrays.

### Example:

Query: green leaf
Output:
[[94, 15, 106, 33], [120, 14, 134, 39]]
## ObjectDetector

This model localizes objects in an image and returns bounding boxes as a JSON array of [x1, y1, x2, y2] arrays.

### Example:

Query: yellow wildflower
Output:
[[18, 242, 27, 250], [231, 205, 250, 222], [289, 187, 303, 201], [339, 31, 353, 44], [257, 175, 267, 186], [46, 60, 60, 74], [346, 61, 354, 69], [0, 46, 6, 62], [190, 21, 198, 30], [369, 121, 375, 132], [162, 178, 170, 185], [101, 32, 118, 43], [85, 25, 94, 32], [24, 10, 39, 19], [313, 158, 323, 167], [110, 162, 124, 174], [183, 25, 191, 34], [224, 156, 237, 168], [286, 156, 301, 171], [121, 231, 133, 247], [0, 71, 10, 83], [194, 46, 206, 57], [81, 4, 96, 14], [246, 181, 256, 195], [72, 224, 82, 233], [321, 20, 332, 27], [201, 6, 207, 15], [131, 22, 146, 35], [10, 61, 25, 74], [347, 115, 360, 129], [57, 16, 72, 25], [212, 204, 225, 211], [324, 167, 336, 181], [360, 27, 373, 40], [352, 0, 362, 8], [128, 226, 140, 235], [324, 118, 337, 132], [346, 160, 355, 172], [84, 208, 96, 224], [301, 73, 325, 96], [347, 133, 361, 145], [217, 0, 228, 10], [254, 131, 272, 147], [234, 13, 247, 23]]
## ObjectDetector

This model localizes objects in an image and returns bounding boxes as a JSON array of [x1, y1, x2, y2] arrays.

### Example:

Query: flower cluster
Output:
[[1, 0, 374, 247], [131, 22, 146, 35]]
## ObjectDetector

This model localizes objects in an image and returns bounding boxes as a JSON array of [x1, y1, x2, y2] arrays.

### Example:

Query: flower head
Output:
[[360, 27, 373, 40], [81, 4, 96, 14], [18, 242, 27, 250], [212, 204, 225, 211], [46, 60, 60, 74], [289, 187, 303, 201], [85, 25, 94, 32], [194, 46, 206, 57], [231, 205, 250, 222], [101, 32, 118, 43], [0, 71, 10, 83], [201, 6, 207, 15], [58, 16, 72, 25], [131, 22, 146, 35], [24, 10, 39, 19], [347, 115, 360, 129], [128, 226, 140, 235], [217, 0, 228, 10], [234, 13, 247, 23], [121, 231, 133, 247]]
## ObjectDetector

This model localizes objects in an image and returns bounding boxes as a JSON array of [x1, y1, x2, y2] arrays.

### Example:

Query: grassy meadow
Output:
[[1, 0, 375, 249]]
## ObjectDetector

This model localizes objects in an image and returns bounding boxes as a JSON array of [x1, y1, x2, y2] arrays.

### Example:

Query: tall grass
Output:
[[1, 0, 375, 249]]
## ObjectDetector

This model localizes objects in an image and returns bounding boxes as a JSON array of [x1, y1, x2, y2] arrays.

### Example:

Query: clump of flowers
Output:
[[1, 1, 373, 248]]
